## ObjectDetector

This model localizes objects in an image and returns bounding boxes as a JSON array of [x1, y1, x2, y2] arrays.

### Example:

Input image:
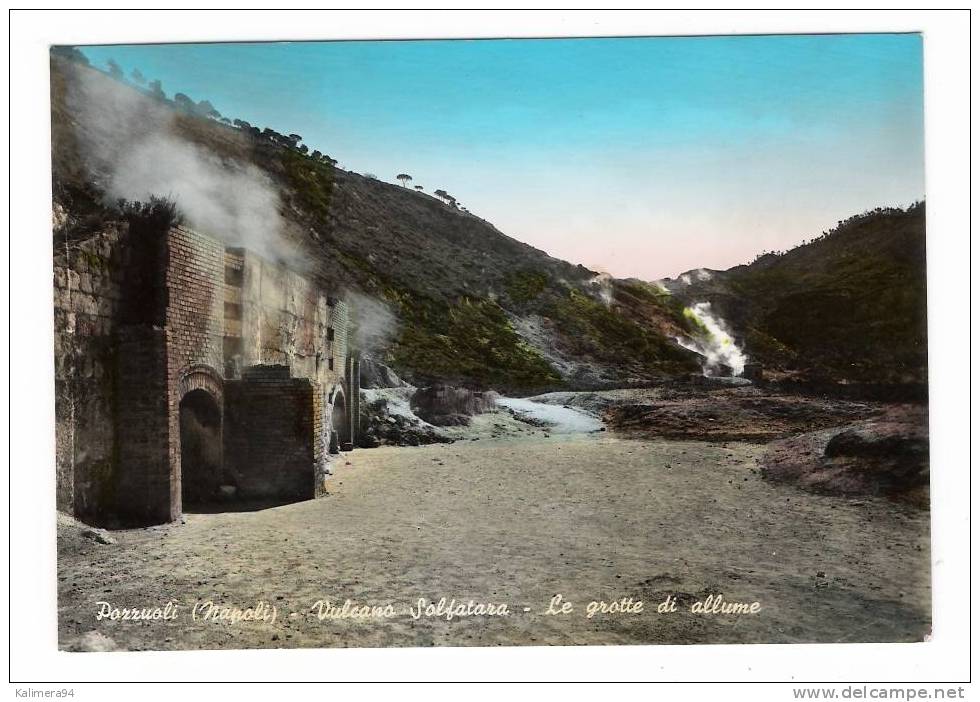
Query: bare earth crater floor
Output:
[[58, 434, 930, 650]]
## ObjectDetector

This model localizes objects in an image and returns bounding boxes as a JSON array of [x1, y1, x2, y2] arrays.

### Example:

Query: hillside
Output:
[[51, 54, 927, 394], [50, 54, 699, 392], [662, 203, 928, 388]]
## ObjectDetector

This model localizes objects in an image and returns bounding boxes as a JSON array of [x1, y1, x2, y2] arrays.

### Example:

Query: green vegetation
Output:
[[548, 289, 697, 373], [281, 149, 334, 222], [504, 269, 549, 304], [616, 279, 690, 326], [618, 279, 670, 304], [387, 291, 561, 391], [114, 195, 184, 234], [384, 273, 699, 388], [77, 247, 110, 275], [682, 307, 711, 337]]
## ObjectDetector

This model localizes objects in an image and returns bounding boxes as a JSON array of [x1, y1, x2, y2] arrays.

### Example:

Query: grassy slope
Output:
[[51, 57, 698, 392]]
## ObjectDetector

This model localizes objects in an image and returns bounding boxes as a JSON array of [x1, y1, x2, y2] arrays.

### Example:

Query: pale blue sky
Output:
[[79, 35, 924, 279]]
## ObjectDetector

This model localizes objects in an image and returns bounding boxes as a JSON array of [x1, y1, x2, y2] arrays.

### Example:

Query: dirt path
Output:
[[58, 435, 930, 651]]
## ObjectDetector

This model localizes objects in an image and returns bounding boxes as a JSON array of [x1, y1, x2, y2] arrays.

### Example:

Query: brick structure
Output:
[[54, 224, 358, 527], [224, 366, 322, 503]]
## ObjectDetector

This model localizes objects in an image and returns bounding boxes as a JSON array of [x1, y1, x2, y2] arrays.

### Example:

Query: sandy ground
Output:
[[58, 432, 930, 651]]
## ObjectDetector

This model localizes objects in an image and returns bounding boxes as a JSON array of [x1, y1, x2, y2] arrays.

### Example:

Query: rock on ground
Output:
[[410, 385, 498, 426], [359, 387, 454, 447], [359, 358, 410, 389], [592, 385, 881, 442], [760, 404, 928, 506]]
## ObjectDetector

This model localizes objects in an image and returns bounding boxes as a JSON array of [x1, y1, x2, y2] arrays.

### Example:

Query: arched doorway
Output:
[[331, 389, 351, 451], [179, 389, 222, 507]]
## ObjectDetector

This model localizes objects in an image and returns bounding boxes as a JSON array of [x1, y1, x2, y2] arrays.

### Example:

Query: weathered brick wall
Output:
[[165, 226, 225, 377], [329, 300, 349, 384], [113, 326, 172, 525], [325, 301, 353, 447], [162, 227, 226, 517], [312, 385, 328, 497], [224, 366, 321, 502]]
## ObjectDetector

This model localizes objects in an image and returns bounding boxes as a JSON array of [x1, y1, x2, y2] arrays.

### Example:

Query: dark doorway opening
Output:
[[332, 392, 351, 451], [179, 389, 223, 508]]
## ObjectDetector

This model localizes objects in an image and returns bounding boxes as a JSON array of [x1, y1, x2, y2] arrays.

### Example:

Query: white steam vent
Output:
[[588, 273, 613, 306], [676, 302, 747, 376]]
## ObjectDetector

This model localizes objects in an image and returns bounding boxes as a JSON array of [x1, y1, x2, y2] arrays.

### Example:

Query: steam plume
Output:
[[676, 302, 747, 376], [346, 291, 399, 357], [588, 272, 614, 306], [65, 65, 298, 263]]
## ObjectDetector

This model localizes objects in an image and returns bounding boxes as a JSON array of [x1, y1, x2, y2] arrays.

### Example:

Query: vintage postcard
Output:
[[50, 33, 929, 653]]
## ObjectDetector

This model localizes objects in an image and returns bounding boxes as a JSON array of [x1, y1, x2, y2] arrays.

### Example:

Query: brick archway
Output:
[[176, 365, 224, 406], [174, 365, 224, 514]]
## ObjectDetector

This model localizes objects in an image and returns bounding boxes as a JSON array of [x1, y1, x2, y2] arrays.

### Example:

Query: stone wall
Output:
[[236, 249, 348, 391], [53, 224, 128, 522]]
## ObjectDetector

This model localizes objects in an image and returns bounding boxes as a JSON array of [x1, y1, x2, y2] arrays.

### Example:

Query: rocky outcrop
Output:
[[358, 388, 453, 447], [410, 385, 499, 427], [760, 405, 928, 506], [359, 358, 410, 389], [602, 384, 878, 442]]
